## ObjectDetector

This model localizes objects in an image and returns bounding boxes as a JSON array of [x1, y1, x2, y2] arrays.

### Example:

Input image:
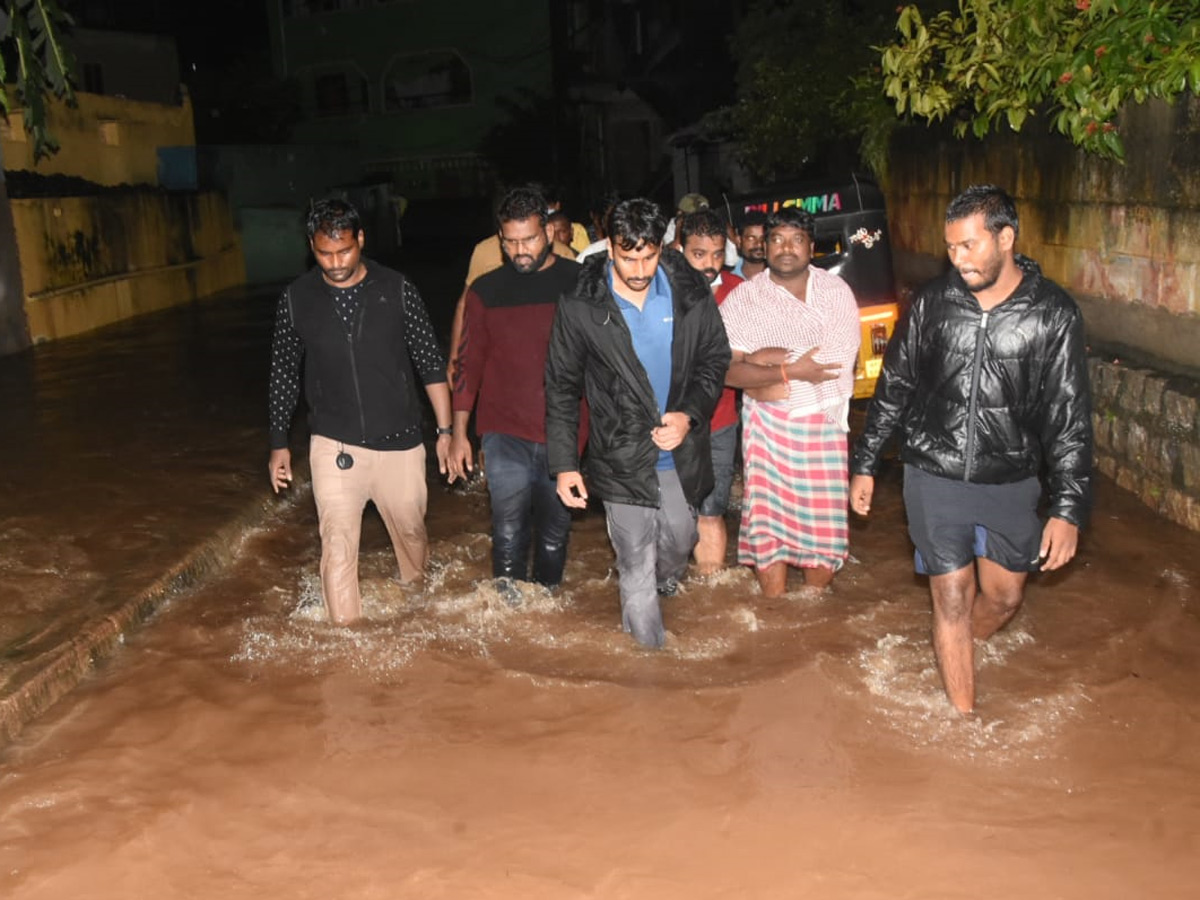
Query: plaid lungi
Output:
[[738, 402, 850, 572]]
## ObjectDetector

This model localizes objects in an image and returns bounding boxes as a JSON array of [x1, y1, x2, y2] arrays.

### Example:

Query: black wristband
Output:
[[436, 426, 453, 436]]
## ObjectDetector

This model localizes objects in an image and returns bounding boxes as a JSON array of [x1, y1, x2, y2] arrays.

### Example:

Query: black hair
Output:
[[678, 209, 727, 246], [765, 207, 816, 240], [497, 186, 548, 227], [306, 198, 361, 241], [737, 210, 767, 234], [945, 184, 1019, 239], [607, 198, 667, 251], [547, 210, 571, 226]]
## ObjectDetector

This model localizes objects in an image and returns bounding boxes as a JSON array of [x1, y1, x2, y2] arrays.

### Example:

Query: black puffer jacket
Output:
[[851, 256, 1092, 527], [545, 250, 731, 508]]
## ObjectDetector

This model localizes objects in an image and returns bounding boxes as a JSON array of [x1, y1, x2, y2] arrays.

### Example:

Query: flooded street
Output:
[[2, 252, 1199, 898], [3, 464, 1199, 897]]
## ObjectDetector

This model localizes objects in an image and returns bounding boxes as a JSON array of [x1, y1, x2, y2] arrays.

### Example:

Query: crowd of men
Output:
[[268, 183, 1093, 714]]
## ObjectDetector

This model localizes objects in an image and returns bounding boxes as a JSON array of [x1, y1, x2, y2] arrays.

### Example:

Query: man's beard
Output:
[[322, 263, 358, 283], [743, 242, 766, 262], [701, 267, 720, 284], [957, 253, 1003, 292], [507, 242, 552, 273]]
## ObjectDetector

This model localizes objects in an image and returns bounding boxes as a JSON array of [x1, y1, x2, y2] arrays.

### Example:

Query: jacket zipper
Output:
[[963, 310, 989, 480], [605, 297, 665, 507], [349, 298, 368, 442], [605, 299, 661, 421]]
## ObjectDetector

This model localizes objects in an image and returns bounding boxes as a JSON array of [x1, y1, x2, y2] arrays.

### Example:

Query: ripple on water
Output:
[[229, 531, 1092, 759], [846, 627, 1090, 760], [229, 534, 864, 690]]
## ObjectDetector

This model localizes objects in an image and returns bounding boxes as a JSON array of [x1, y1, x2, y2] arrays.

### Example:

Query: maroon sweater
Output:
[[454, 257, 581, 443]]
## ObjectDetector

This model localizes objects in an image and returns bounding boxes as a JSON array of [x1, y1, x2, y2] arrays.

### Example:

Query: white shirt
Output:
[[720, 267, 861, 426]]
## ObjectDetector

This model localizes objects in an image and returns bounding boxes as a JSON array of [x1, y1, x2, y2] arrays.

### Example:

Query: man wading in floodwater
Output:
[[850, 185, 1093, 714], [545, 198, 730, 648], [267, 199, 453, 625], [446, 186, 581, 604]]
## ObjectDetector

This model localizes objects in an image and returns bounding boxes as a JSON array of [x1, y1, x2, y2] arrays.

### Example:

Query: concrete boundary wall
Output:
[[885, 96, 1200, 376], [0, 89, 195, 188], [12, 191, 245, 343]]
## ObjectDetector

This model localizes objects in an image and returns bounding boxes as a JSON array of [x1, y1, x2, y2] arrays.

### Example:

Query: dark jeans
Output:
[[481, 432, 571, 587]]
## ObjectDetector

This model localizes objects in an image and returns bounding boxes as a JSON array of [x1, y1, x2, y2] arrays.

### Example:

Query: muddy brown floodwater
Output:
[[2, 446, 1199, 899]]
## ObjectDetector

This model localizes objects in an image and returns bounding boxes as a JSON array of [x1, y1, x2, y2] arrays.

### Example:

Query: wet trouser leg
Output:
[[370, 443, 428, 585], [311, 435, 367, 624], [654, 468, 698, 589], [604, 468, 698, 648], [482, 432, 535, 581], [529, 442, 571, 588], [311, 436, 428, 624], [482, 433, 571, 586]]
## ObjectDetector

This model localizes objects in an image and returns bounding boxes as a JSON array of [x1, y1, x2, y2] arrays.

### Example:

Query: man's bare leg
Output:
[[971, 557, 1027, 639], [802, 565, 835, 588], [756, 561, 788, 597], [695, 515, 727, 575], [929, 565, 978, 713]]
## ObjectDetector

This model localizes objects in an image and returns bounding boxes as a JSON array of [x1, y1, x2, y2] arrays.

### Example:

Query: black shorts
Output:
[[902, 464, 1042, 575]]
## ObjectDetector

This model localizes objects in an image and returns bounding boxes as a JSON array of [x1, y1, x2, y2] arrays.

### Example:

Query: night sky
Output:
[[68, 0, 271, 72]]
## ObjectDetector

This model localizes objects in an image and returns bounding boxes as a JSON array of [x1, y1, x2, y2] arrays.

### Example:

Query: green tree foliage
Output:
[[0, 0, 75, 159], [714, 0, 902, 181], [880, 0, 1200, 162]]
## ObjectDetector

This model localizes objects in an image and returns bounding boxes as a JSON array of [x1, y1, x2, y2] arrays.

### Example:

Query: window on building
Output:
[[383, 51, 471, 112]]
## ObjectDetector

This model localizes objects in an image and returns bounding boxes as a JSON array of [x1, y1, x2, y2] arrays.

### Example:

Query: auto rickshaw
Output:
[[726, 174, 900, 400]]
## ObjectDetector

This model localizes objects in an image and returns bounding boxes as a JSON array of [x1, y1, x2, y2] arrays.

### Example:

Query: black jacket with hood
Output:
[[545, 249, 732, 508], [851, 255, 1093, 527]]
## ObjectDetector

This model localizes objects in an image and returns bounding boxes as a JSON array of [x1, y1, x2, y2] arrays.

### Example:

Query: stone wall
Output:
[[1090, 357, 1200, 532]]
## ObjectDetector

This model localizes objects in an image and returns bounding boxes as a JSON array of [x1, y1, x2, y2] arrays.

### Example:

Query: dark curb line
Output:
[[0, 481, 313, 746]]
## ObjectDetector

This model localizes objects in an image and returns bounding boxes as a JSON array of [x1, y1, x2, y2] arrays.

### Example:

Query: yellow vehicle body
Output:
[[853, 301, 900, 400]]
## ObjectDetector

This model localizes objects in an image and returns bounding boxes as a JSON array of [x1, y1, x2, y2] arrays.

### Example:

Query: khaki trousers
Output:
[[310, 435, 428, 624]]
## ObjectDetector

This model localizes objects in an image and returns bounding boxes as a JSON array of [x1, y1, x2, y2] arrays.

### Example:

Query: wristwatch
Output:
[[436, 426, 453, 436]]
